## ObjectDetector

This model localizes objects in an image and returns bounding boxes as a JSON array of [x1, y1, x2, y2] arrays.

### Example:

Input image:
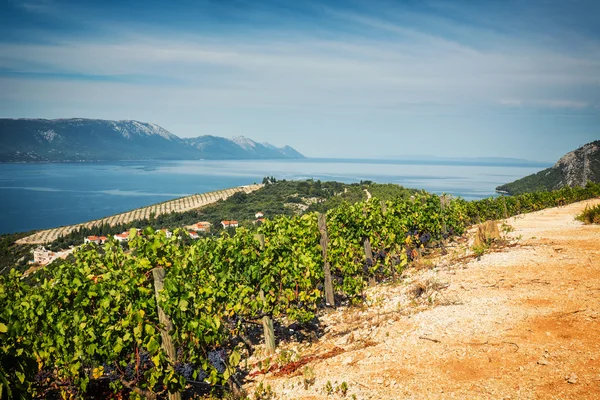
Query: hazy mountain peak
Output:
[[0, 119, 304, 162], [110, 120, 178, 141], [231, 136, 257, 150]]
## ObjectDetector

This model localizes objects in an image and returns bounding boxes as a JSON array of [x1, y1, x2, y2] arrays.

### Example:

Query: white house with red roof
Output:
[[84, 235, 108, 245], [255, 212, 264, 218], [187, 221, 212, 232], [221, 220, 239, 229], [114, 232, 130, 242], [188, 231, 199, 240]]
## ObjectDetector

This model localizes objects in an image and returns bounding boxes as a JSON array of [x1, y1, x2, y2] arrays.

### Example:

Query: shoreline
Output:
[[15, 184, 263, 245]]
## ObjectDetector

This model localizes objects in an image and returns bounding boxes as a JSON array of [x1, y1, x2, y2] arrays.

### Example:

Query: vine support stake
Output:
[[318, 213, 335, 308], [254, 233, 265, 249], [255, 233, 275, 354], [363, 238, 376, 287], [152, 268, 182, 400], [440, 195, 448, 236], [259, 290, 276, 355]]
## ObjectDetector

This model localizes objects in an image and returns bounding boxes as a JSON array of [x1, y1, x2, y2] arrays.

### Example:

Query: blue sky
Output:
[[0, 0, 598, 161]]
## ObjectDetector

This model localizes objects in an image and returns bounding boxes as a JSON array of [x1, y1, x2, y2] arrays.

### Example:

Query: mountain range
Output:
[[496, 140, 600, 195], [0, 118, 304, 162]]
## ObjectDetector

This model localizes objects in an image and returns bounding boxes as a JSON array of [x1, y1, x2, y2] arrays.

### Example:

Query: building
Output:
[[84, 235, 108, 245], [114, 232, 130, 242], [255, 212, 265, 218], [221, 220, 239, 229], [84, 236, 101, 245], [187, 221, 212, 233], [188, 231, 199, 240], [254, 218, 265, 225]]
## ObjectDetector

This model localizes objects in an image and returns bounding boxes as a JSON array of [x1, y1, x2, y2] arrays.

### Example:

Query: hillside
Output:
[[497, 141, 600, 195], [243, 198, 600, 399], [0, 119, 304, 162]]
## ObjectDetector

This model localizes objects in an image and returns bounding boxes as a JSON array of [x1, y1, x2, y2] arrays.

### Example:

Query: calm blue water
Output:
[[0, 159, 548, 234]]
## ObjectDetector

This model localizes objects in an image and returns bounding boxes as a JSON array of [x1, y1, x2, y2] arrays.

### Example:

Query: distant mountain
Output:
[[183, 135, 304, 160], [496, 141, 600, 195], [0, 119, 304, 162]]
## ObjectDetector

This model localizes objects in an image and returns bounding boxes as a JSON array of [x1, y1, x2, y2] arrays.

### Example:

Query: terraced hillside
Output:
[[15, 184, 262, 244]]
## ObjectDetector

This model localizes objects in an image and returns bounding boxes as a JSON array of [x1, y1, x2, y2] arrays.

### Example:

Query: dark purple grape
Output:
[[208, 350, 226, 374], [195, 367, 207, 381], [124, 363, 135, 380]]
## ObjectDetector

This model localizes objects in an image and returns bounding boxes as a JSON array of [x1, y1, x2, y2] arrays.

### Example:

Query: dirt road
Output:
[[245, 198, 600, 399]]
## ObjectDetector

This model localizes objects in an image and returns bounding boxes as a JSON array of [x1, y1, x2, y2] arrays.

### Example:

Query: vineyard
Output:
[[1, 182, 599, 399]]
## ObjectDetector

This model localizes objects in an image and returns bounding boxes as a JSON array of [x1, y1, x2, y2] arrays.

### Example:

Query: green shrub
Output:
[[576, 204, 600, 224]]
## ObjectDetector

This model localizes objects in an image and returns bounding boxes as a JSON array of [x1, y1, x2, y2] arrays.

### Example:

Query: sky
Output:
[[0, 0, 599, 161]]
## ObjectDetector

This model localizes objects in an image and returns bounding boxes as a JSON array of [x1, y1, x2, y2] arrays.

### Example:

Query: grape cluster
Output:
[[34, 370, 53, 383], [139, 350, 154, 371], [362, 262, 370, 274], [174, 362, 194, 380], [124, 363, 135, 381], [102, 363, 119, 382], [208, 349, 227, 374], [195, 367, 208, 382], [405, 246, 414, 261], [375, 249, 387, 261], [419, 232, 431, 244]]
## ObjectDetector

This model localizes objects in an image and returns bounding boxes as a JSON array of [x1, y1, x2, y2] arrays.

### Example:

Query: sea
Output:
[[0, 158, 550, 235]]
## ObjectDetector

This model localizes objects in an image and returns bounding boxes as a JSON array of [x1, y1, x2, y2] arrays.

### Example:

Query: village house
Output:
[[187, 221, 212, 233], [84, 235, 108, 245], [255, 212, 264, 218], [188, 231, 199, 240], [253, 218, 265, 225], [221, 220, 239, 229], [114, 232, 130, 242]]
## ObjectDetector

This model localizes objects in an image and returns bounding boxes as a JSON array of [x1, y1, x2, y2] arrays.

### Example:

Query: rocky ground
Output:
[[242, 198, 600, 399]]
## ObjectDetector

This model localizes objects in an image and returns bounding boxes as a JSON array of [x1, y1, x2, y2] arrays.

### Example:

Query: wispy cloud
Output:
[[0, 0, 598, 159]]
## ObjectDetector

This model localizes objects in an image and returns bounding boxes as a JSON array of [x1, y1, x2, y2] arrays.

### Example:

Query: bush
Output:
[[576, 204, 600, 224]]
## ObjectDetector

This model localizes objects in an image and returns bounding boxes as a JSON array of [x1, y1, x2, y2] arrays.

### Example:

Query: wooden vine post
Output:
[[440, 195, 448, 236], [502, 196, 508, 219], [254, 233, 276, 355], [259, 290, 276, 355], [440, 195, 450, 255], [363, 237, 376, 287], [152, 268, 182, 400], [317, 213, 335, 308]]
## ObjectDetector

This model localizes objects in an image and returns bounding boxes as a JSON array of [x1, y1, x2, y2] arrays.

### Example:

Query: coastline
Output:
[[15, 184, 263, 245]]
